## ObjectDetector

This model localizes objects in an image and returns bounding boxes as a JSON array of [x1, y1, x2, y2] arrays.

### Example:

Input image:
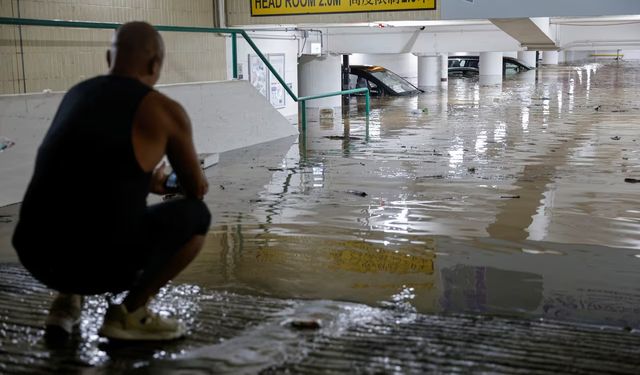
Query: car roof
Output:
[[449, 55, 534, 69], [349, 65, 388, 72]]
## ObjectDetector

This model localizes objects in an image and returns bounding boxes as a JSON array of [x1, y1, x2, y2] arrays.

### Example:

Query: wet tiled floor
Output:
[[2, 61, 640, 372], [1, 264, 640, 374]]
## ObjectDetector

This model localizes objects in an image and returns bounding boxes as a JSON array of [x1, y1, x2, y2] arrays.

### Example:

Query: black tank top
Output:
[[16, 75, 153, 238]]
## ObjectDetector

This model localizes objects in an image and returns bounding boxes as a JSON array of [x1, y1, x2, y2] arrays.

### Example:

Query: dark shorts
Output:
[[13, 198, 211, 295]]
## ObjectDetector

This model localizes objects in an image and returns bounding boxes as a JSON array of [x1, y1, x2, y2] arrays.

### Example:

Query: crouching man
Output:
[[12, 21, 210, 341]]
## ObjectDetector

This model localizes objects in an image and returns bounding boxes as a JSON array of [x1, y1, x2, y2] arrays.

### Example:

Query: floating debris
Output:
[[288, 319, 322, 330], [346, 190, 368, 197], [0, 137, 15, 152], [323, 136, 362, 141]]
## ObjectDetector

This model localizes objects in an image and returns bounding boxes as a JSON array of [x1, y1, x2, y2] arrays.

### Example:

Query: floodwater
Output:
[[170, 61, 640, 329], [2, 60, 640, 372]]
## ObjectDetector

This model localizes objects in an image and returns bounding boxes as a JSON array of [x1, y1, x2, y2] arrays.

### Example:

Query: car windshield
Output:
[[369, 69, 417, 94]]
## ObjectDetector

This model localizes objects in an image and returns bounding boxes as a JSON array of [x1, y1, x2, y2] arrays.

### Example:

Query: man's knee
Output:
[[184, 198, 211, 235]]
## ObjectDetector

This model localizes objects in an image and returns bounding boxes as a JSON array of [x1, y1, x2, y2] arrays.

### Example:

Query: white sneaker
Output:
[[98, 303, 186, 341], [45, 293, 83, 335]]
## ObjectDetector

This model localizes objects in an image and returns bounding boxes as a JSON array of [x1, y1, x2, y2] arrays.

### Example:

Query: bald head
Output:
[[107, 21, 165, 86]]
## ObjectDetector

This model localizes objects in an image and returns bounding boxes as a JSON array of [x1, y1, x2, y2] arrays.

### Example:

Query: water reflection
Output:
[[186, 62, 640, 328]]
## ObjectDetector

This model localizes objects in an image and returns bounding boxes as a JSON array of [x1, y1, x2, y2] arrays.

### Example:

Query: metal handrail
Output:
[[0, 17, 371, 131]]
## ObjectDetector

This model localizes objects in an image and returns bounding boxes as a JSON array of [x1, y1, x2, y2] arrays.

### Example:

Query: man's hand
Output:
[[150, 161, 169, 195]]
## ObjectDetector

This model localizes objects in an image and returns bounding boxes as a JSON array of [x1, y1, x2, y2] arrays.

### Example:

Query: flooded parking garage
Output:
[[186, 61, 640, 327], [3, 60, 640, 373]]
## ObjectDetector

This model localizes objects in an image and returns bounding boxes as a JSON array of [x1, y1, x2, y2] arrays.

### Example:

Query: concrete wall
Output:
[[225, 0, 440, 26], [0, 0, 227, 95], [0, 80, 298, 207], [227, 32, 300, 121], [556, 22, 640, 52], [350, 53, 418, 84], [442, 0, 640, 19]]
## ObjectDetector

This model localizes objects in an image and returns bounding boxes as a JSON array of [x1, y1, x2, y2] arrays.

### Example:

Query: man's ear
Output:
[[148, 55, 161, 76]]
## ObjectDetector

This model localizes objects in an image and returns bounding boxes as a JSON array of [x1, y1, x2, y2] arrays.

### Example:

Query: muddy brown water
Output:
[[2, 61, 640, 330]]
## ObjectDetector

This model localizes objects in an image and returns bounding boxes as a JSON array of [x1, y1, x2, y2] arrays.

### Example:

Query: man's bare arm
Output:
[[163, 99, 208, 199]]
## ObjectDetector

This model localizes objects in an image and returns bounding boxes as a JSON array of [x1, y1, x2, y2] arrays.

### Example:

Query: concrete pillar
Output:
[[440, 53, 448, 83], [542, 51, 559, 65], [517, 51, 537, 67], [417, 55, 440, 88], [298, 54, 342, 109], [479, 52, 503, 86], [503, 52, 518, 59]]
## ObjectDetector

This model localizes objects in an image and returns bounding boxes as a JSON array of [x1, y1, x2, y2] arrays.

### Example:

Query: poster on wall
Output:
[[268, 54, 286, 109], [248, 54, 267, 97]]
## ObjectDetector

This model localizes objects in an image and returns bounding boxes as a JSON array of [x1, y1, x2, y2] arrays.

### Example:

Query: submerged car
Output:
[[448, 56, 535, 77], [345, 65, 422, 96]]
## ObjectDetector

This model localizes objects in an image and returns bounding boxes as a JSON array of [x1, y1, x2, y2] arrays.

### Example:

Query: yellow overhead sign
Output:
[[251, 0, 436, 17]]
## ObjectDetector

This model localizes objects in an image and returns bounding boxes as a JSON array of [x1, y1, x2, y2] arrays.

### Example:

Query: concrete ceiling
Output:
[[490, 18, 558, 51]]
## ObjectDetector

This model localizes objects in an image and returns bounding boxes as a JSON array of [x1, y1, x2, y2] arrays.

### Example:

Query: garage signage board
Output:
[[251, 0, 436, 17]]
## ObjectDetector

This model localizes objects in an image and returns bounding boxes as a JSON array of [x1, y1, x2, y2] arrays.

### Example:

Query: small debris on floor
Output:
[[624, 178, 640, 183], [611, 136, 621, 141], [468, 167, 476, 174], [219, 185, 225, 190], [417, 175, 445, 180], [500, 195, 521, 199]]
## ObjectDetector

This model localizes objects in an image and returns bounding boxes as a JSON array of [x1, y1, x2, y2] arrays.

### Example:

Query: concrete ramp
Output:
[[491, 18, 558, 51], [0, 80, 298, 207]]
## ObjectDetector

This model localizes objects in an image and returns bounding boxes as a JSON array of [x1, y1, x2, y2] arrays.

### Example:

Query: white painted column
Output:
[[440, 53, 448, 83], [542, 51, 559, 65], [518, 51, 538, 67], [503, 52, 518, 59], [416, 54, 440, 88], [479, 52, 503, 86], [298, 54, 342, 109]]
